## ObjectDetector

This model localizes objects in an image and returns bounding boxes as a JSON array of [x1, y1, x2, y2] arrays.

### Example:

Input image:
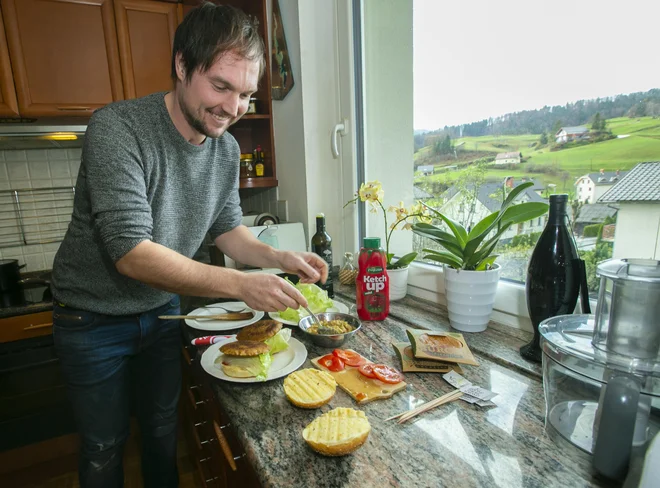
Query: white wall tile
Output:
[[23, 253, 45, 272], [69, 160, 81, 176], [49, 160, 71, 178], [4, 150, 26, 162], [44, 251, 57, 269], [28, 161, 51, 179], [67, 148, 82, 160], [26, 149, 48, 161], [48, 149, 68, 160], [6, 161, 29, 180], [0, 161, 8, 181]]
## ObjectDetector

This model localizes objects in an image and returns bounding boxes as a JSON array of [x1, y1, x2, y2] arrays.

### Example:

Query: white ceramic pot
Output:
[[444, 264, 501, 332], [387, 266, 409, 301]]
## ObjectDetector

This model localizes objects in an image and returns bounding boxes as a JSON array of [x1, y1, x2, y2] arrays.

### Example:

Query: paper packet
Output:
[[392, 343, 463, 374], [406, 329, 479, 366]]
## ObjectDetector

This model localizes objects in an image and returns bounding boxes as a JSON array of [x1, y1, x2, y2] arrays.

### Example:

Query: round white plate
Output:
[[268, 300, 350, 326], [185, 302, 265, 331], [200, 336, 308, 383]]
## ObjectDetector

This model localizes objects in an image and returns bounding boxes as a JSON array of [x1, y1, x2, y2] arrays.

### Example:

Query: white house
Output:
[[555, 126, 589, 144], [416, 165, 434, 176], [575, 169, 627, 204], [598, 162, 660, 259], [494, 152, 521, 165], [438, 179, 547, 241]]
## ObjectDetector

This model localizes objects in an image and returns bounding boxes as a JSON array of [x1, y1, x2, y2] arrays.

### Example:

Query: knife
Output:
[[158, 312, 254, 320], [191, 335, 232, 346]]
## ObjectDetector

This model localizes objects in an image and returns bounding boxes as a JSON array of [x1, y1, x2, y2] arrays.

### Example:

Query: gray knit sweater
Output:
[[51, 92, 242, 315]]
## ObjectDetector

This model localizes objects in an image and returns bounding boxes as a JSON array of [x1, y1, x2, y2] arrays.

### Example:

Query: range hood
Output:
[[0, 123, 87, 150]]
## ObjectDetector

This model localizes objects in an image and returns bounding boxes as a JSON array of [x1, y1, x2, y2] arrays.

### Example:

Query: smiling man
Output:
[[50, 3, 326, 487]]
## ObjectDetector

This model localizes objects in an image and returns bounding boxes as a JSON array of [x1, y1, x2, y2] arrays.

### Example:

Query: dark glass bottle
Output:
[[311, 213, 334, 298], [520, 194, 582, 362]]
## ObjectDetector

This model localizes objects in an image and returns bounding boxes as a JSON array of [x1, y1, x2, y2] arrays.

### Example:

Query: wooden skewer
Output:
[[158, 312, 254, 321], [388, 389, 463, 424]]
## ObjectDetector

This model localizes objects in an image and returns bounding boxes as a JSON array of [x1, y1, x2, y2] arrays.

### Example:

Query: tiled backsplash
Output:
[[0, 148, 288, 272], [0, 148, 81, 271]]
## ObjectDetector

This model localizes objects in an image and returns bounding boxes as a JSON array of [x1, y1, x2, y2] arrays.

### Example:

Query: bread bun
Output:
[[284, 369, 336, 409], [236, 320, 282, 342], [302, 407, 370, 456], [219, 340, 269, 357]]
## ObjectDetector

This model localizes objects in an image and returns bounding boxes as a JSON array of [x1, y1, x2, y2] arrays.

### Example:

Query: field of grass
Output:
[[414, 116, 660, 194]]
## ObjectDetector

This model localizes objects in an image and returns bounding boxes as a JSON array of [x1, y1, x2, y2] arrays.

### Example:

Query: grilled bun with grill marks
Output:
[[284, 369, 336, 408], [302, 407, 370, 456]]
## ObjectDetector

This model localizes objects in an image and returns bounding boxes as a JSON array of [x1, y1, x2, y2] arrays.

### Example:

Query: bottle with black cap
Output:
[[311, 213, 334, 297], [521, 193, 589, 362]]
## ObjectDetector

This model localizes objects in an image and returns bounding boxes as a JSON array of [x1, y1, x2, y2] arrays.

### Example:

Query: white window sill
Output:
[[405, 261, 533, 332]]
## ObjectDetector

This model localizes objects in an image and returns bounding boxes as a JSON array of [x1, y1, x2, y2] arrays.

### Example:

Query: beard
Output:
[[177, 90, 230, 140]]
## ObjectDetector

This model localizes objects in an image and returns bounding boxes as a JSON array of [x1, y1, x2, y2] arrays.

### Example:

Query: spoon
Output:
[[302, 304, 322, 327], [302, 306, 337, 334]]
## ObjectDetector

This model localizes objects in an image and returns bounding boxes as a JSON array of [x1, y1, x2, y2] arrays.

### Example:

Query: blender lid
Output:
[[539, 315, 660, 395], [597, 258, 660, 283]]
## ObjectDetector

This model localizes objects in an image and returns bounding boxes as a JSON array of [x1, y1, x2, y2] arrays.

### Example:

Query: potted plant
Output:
[[412, 181, 549, 332], [344, 181, 432, 300]]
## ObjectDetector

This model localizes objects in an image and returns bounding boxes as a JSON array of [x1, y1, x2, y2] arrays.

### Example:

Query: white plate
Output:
[[268, 300, 350, 326], [200, 336, 308, 383], [185, 302, 265, 331]]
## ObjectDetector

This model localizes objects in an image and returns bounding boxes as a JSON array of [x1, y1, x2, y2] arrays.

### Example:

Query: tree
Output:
[[434, 134, 454, 156], [539, 132, 548, 145], [591, 112, 603, 131], [552, 120, 563, 134]]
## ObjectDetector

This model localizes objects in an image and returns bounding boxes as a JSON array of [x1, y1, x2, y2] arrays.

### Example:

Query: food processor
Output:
[[539, 258, 660, 482]]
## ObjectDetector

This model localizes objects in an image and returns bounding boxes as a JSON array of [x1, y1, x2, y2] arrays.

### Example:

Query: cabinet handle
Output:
[[57, 106, 91, 111], [187, 385, 205, 410], [23, 322, 53, 331], [213, 420, 237, 471]]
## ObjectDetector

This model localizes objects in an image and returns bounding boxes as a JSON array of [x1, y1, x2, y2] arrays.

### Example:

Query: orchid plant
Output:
[[344, 181, 432, 269]]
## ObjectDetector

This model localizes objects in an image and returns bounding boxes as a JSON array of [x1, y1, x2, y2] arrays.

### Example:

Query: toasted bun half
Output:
[[219, 340, 269, 357], [284, 369, 336, 409], [303, 407, 370, 456], [236, 320, 282, 342]]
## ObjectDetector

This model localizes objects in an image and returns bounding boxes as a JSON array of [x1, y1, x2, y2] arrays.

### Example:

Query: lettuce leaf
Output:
[[279, 280, 334, 322], [255, 353, 272, 382], [264, 328, 291, 355]]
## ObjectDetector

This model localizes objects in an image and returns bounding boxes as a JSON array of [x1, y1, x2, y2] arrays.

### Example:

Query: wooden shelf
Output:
[[241, 114, 270, 120], [239, 177, 278, 189]]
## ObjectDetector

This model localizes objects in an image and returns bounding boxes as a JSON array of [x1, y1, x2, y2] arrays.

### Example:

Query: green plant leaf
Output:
[[422, 252, 463, 269], [476, 255, 498, 271], [388, 252, 417, 269], [420, 203, 468, 248], [412, 223, 460, 246], [412, 224, 464, 257], [501, 181, 534, 213], [462, 211, 501, 261], [500, 202, 549, 225], [464, 222, 512, 269]]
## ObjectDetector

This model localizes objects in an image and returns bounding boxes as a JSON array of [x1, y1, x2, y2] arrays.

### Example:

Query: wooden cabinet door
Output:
[[0, 8, 19, 118], [114, 0, 182, 99], [0, 0, 124, 117]]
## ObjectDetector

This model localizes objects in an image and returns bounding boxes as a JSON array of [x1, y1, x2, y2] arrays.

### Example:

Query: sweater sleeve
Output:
[[208, 138, 243, 240], [84, 107, 153, 262]]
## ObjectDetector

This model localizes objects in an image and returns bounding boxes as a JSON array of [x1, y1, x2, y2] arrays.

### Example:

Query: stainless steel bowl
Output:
[[298, 312, 362, 348]]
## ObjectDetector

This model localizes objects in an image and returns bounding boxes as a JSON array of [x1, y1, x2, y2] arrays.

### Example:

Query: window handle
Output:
[[331, 118, 348, 158]]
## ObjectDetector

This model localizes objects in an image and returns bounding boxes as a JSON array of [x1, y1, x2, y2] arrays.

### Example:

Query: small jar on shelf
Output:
[[339, 252, 358, 286], [240, 153, 255, 178]]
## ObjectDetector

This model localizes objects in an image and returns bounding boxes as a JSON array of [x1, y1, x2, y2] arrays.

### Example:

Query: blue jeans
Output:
[[53, 296, 182, 488]]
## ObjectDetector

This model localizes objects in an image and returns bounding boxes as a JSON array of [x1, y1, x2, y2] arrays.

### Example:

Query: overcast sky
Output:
[[413, 0, 660, 131]]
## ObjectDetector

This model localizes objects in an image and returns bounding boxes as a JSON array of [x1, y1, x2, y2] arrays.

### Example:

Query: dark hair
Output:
[[171, 2, 265, 82]]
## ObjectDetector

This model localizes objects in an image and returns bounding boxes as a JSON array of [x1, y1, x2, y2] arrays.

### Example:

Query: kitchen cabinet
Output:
[[114, 0, 182, 99], [0, 0, 124, 117], [180, 343, 261, 488], [0, 8, 18, 118]]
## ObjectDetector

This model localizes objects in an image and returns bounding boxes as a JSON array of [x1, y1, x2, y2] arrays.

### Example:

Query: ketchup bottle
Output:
[[356, 237, 389, 321]]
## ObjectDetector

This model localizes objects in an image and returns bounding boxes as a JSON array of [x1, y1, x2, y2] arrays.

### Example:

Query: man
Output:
[[51, 3, 326, 487]]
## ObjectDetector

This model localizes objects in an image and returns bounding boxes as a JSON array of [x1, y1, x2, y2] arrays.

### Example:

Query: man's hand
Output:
[[276, 251, 328, 284], [236, 273, 308, 312]]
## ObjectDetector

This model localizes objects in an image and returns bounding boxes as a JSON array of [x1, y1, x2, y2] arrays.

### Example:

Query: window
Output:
[[356, 0, 660, 325]]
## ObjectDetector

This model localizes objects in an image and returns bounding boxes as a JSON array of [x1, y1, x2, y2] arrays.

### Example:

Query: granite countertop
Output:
[[181, 285, 610, 488]]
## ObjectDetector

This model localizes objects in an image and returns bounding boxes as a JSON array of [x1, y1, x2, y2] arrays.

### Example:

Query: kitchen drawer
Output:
[[0, 311, 53, 343]]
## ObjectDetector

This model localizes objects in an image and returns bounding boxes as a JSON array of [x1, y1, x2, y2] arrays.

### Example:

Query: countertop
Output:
[[182, 284, 611, 488]]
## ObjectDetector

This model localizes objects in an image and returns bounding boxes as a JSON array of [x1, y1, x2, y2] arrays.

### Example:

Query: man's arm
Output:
[[116, 240, 309, 312], [214, 225, 328, 284]]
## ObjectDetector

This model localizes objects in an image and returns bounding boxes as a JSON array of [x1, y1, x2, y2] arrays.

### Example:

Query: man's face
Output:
[[176, 52, 260, 140]]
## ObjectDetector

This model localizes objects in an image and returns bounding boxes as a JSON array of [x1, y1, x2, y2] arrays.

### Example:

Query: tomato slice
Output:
[[372, 364, 403, 384], [358, 363, 377, 378], [332, 349, 366, 367], [318, 354, 345, 372]]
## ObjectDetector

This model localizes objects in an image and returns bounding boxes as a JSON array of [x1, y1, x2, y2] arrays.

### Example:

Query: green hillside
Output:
[[414, 116, 660, 194]]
